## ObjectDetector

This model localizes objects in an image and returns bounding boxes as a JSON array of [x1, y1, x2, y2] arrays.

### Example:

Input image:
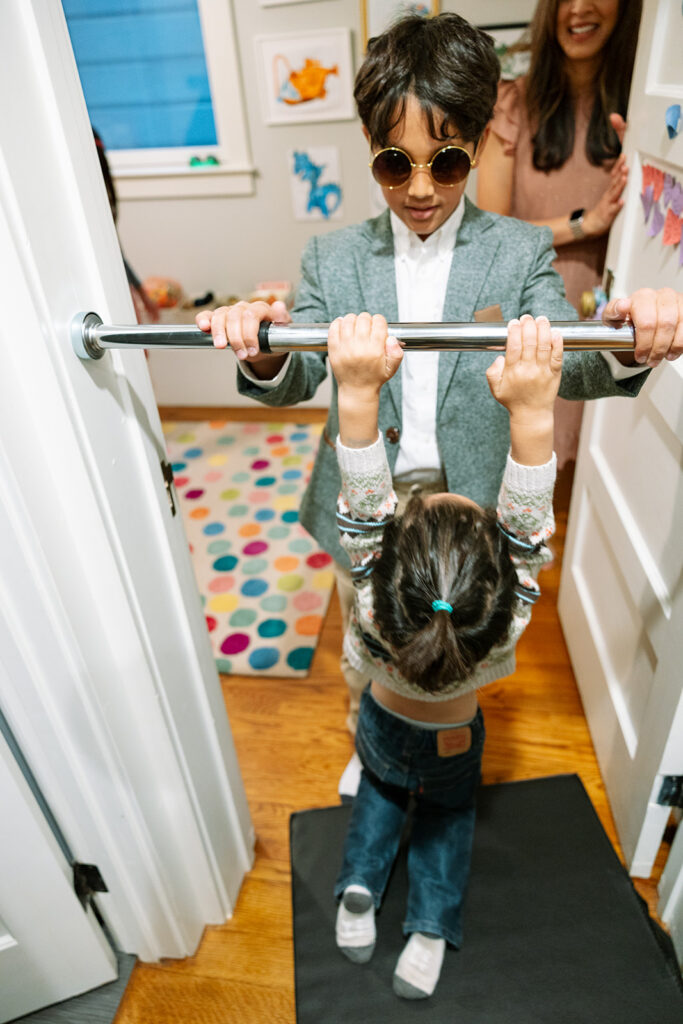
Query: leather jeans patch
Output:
[[436, 726, 472, 757]]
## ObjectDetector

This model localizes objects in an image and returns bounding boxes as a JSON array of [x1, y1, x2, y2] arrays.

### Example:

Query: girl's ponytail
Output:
[[372, 496, 517, 693]]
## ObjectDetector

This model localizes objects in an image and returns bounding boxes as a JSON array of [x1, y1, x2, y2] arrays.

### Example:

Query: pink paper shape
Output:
[[640, 183, 654, 221], [652, 168, 665, 202], [647, 200, 665, 237], [642, 164, 654, 190], [662, 208, 682, 246]]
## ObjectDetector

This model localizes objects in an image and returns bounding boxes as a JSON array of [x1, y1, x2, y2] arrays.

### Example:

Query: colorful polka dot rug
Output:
[[163, 419, 334, 677]]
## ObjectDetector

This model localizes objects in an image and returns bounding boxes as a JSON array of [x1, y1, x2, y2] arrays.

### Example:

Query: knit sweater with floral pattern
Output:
[[336, 431, 556, 701]]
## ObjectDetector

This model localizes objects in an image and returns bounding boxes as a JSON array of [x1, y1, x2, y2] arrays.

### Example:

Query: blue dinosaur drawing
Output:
[[292, 150, 342, 219]]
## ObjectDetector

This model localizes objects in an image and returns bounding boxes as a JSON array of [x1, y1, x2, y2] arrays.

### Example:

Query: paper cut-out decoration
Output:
[[662, 208, 682, 246], [670, 183, 683, 218], [665, 104, 681, 139], [640, 183, 654, 222], [663, 173, 674, 207], [642, 164, 667, 202], [647, 199, 665, 237]]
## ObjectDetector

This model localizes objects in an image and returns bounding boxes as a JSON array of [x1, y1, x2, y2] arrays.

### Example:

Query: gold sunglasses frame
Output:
[[369, 144, 477, 190]]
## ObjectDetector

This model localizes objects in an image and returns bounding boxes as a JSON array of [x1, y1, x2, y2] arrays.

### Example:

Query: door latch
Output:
[[657, 776, 683, 809], [161, 458, 177, 516]]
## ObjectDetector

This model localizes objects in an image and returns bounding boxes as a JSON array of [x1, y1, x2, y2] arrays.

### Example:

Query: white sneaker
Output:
[[393, 933, 446, 999], [338, 751, 362, 799], [335, 899, 376, 963]]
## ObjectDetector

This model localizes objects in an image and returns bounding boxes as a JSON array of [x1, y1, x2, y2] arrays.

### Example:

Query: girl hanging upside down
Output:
[[328, 310, 562, 999]]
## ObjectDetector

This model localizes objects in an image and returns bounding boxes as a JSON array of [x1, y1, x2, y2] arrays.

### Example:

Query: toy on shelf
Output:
[[142, 276, 185, 309], [248, 280, 294, 307]]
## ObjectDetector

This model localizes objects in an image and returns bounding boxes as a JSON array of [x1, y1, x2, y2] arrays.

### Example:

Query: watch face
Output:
[[571, 208, 585, 221]]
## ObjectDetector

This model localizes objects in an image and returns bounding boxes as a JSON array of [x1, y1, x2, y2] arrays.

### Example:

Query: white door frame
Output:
[[0, 0, 253, 963]]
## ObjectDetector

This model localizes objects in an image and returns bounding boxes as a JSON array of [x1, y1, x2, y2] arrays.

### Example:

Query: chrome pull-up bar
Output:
[[71, 311, 635, 361]]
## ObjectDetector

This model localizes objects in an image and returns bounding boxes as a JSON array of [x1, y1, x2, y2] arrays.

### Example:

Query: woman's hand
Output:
[[582, 153, 628, 238], [486, 315, 563, 466], [609, 112, 628, 147], [195, 299, 291, 362], [602, 288, 683, 368]]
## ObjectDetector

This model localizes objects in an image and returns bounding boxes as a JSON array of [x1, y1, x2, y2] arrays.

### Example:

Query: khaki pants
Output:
[[334, 476, 446, 735]]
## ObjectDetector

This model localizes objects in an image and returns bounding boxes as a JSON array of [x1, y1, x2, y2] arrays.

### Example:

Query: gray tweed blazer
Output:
[[237, 199, 647, 564]]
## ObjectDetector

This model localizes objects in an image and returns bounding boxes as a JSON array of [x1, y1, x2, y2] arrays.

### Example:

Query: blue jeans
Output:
[[334, 689, 485, 948]]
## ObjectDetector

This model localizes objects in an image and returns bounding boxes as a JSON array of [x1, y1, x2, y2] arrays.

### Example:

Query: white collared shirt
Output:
[[389, 204, 464, 482]]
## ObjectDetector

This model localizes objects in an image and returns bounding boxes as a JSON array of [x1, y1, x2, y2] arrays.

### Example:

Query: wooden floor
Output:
[[114, 407, 669, 1024]]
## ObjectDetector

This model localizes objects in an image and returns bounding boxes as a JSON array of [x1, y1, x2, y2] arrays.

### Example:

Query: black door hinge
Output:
[[657, 776, 683, 809], [161, 458, 177, 516], [73, 862, 108, 909]]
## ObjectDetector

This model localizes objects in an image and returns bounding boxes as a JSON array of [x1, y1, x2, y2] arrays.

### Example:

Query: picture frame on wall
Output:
[[254, 28, 355, 125], [288, 146, 344, 221], [360, 0, 439, 49], [480, 22, 531, 80], [260, 1, 322, 7]]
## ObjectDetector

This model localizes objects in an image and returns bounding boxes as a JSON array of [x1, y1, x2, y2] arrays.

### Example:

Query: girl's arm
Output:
[[328, 313, 403, 449], [485, 314, 563, 466], [328, 314, 403, 577]]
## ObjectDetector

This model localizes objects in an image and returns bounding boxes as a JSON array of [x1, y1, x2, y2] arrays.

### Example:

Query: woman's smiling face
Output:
[[555, 0, 619, 65]]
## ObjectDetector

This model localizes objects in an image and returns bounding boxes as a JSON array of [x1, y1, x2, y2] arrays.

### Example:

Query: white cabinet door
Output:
[[558, 0, 683, 894], [0, 732, 116, 1023]]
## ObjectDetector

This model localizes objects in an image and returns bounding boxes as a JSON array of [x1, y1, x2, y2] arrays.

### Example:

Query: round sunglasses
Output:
[[370, 145, 476, 189]]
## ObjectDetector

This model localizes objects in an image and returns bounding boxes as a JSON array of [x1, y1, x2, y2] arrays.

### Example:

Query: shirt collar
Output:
[[390, 199, 465, 261]]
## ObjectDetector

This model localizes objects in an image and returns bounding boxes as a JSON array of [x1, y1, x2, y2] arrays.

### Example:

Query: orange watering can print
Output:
[[274, 55, 338, 105]]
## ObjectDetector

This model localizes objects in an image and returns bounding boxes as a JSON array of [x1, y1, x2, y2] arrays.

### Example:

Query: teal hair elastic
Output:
[[431, 600, 453, 614]]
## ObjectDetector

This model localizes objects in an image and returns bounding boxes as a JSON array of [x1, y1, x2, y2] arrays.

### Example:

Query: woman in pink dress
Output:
[[477, 0, 642, 465]]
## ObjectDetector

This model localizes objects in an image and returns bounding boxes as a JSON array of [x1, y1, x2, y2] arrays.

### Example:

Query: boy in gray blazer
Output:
[[197, 13, 683, 741]]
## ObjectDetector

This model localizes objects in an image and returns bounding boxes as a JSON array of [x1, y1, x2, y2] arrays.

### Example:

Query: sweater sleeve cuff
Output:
[[335, 431, 386, 475], [505, 451, 557, 493]]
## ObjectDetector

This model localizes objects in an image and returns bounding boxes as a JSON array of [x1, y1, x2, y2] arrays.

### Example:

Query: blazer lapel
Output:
[[355, 210, 402, 419], [437, 199, 501, 415]]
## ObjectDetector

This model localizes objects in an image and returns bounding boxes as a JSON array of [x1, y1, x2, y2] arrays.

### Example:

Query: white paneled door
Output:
[[0, 731, 116, 1022], [0, 1, 253, 1015], [558, 0, 683, 954]]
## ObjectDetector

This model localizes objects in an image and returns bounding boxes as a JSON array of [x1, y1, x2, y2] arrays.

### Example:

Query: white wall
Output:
[[116, 0, 533, 407]]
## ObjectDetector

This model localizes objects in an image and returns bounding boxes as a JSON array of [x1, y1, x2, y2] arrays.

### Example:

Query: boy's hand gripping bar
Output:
[[71, 312, 636, 361]]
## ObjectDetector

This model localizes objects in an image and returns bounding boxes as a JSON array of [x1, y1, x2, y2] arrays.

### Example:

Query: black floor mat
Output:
[[290, 774, 682, 1023]]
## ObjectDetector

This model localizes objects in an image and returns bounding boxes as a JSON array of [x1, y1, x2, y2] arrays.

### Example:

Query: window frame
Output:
[[101, 0, 255, 199]]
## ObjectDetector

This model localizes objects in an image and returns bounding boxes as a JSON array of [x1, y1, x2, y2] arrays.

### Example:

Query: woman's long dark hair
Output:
[[371, 496, 518, 693], [525, 0, 642, 171]]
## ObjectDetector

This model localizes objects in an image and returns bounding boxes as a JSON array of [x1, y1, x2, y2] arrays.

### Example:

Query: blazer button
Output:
[[385, 427, 400, 444]]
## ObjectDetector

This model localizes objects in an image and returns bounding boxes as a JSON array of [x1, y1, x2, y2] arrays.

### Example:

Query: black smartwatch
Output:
[[569, 208, 585, 240]]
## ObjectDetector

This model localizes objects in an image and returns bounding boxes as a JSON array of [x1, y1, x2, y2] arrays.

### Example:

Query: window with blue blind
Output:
[[63, 0, 217, 151]]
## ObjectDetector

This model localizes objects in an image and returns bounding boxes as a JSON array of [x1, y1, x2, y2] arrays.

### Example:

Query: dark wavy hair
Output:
[[371, 495, 518, 693], [526, 0, 642, 171], [354, 12, 500, 147]]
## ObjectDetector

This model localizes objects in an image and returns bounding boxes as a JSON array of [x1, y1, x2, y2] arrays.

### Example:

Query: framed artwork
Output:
[[254, 28, 355, 125], [360, 0, 439, 49], [260, 0, 323, 6], [288, 146, 344, 221], [480, 22, 531, 80]]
